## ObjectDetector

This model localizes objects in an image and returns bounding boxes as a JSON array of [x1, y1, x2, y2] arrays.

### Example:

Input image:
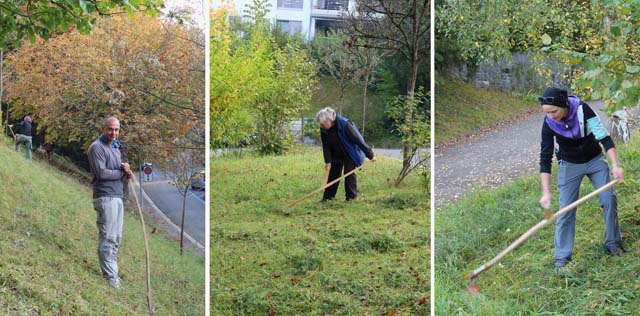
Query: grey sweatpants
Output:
[[93, 197, 124, 280], [554, 154, 621, 264]]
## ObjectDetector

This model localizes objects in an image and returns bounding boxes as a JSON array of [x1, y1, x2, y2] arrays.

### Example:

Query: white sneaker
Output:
[[108, 278, 122, 290]]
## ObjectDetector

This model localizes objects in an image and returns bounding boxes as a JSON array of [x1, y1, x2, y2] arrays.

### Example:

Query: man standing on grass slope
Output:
[[88, 116, 133, 290], [9, 115, 34, 160], [538, 87, 624, 269]]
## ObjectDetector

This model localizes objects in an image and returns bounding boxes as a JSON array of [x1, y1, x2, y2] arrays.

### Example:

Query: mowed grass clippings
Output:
[[435, 135, 640, 315], [0, 139, 205, 316], [211, 146, 429, 315]]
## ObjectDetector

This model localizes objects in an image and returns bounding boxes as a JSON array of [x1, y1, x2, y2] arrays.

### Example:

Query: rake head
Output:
[[467, 275, 480, 294]]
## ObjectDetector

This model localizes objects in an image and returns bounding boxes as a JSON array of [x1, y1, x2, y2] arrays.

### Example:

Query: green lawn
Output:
[[211, 146, 429, 315], [435, 75, 537, 145], [435, 134, 640, 315], [0, 137, 205, 315]]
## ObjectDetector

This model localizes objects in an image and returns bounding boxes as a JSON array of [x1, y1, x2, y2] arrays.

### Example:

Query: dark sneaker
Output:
[[108, 278, 123, 290], [553, 261, 567, 269], [606, 245, 625, 257]]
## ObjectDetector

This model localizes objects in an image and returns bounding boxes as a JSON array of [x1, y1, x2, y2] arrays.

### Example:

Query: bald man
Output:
[[87, 116, 133, 290]]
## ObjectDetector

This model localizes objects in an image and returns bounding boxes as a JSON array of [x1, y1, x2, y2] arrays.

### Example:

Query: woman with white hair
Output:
[[316, 107, 376, 201]]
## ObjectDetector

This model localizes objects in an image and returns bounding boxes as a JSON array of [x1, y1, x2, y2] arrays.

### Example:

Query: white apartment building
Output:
[[218, 0, 356, 40]]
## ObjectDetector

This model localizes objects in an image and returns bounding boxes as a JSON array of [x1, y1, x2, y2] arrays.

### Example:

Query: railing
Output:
[[313, 0, 348, 11]]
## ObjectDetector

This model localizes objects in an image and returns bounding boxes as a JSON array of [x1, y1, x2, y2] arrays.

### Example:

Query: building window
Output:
[[315, 0, 348, 10], [277, 20, 303, 35], [277, 0, 303, 9]]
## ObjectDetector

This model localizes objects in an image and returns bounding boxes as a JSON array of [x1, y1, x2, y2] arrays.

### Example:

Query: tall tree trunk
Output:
[[1, 49, 5, 131], [397, 0, 422, 185], [362, 73, 369, 137], [300, 109, 305, 143], [180, 185, 188, 255], [397, 55, 419, 186]]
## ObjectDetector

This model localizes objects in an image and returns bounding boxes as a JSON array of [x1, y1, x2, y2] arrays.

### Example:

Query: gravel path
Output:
[[434, 100, 609, 209]]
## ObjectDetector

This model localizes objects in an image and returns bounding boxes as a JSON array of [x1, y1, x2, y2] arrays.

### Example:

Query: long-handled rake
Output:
[[467, 178, 620, 293], [285, 164, 364, 208], [129, 180, 154, 315], [8, 124, 16, 140]]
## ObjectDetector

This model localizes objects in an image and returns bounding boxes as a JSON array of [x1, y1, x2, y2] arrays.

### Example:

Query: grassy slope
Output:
[[435, 76, 537, 145], [0, 139, 205, 316], [211, 146, 428, 315], [435, 135, 640, 315]]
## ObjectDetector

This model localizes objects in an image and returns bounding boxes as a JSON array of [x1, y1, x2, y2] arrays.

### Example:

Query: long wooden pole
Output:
[[129, 180, 154, 315], [321, 166, 330, 188], [285, 165, 364, 208], [468, 179, 619, 289]]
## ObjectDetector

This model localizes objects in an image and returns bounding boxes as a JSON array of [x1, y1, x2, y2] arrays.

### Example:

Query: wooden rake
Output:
[[285, 164, 365, 208], [129, 180, 154, 315], [467, 178, 620, 293]]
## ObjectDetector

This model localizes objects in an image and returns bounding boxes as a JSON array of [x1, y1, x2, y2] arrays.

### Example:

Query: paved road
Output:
[[371, 147, 429, 162], [434, 101, 610, 209], [141, 169, 206, 245]]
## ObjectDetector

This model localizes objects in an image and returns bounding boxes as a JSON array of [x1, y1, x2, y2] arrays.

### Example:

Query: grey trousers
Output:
[[554, 154, 621, 263], [93, 197, 124, 280], [15, 135, 32, 160]]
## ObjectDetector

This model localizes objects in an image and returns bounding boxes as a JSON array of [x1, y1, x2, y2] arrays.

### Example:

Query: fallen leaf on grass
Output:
[[268, 312, 276, 316], [419, 296, 429, 305], [291, 278, 301, 285], [272, 273, 281, 278], [382, 309, 398, 316]]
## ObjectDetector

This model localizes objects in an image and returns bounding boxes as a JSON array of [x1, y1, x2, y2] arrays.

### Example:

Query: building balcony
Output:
[[312, 0, 349, 17]]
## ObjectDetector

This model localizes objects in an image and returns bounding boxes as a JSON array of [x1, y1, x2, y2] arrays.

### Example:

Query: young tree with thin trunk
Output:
[[346, 0, 430, 185], [163, 148, 204, 255]]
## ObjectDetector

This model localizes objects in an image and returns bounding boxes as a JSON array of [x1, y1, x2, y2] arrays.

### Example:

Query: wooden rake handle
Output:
[[470, 178, 620, 280], [129, 180, 154, 315], [321, 166, 331, 188], [285, 164, 364, 208]]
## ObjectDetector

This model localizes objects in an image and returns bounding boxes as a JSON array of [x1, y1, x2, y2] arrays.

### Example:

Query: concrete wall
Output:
[[442, 52, 570, 92]]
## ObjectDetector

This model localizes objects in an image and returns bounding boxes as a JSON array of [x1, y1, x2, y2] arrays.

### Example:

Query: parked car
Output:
[[190, 170, 206, 191]]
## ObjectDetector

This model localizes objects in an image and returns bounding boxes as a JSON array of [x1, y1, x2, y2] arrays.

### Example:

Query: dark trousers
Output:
[[322, 159, 358, 201]]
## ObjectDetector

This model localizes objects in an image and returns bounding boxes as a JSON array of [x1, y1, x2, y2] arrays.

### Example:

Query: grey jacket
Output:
[[88, 138, 125, 199]]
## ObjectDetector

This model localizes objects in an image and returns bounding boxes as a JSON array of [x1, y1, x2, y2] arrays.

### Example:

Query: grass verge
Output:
[[0, 137, 205, 315], [211, 146, 429, 315], [435, 75, 537, 145], [435, 135, 640, 315]]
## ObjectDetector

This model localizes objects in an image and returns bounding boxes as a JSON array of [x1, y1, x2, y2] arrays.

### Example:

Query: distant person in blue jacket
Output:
[[9, 115, 33, 160], [316, 107, 376, 201]]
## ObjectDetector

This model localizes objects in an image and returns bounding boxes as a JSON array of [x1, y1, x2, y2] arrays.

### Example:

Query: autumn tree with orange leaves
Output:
[[3, 13, 204, 162]]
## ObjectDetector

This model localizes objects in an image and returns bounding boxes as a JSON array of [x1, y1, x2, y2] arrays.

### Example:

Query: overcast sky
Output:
[[163, 0, 206, 29]]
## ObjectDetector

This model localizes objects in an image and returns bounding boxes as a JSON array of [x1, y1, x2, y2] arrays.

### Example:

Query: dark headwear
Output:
[[538, 88, 569, 108]]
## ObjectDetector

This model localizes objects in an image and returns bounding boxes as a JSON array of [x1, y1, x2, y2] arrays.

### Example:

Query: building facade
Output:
[[221, 0, 354, 40]]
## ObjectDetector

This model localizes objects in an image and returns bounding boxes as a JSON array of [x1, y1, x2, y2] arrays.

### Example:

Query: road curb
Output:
[[130, 175, 205, 257]]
